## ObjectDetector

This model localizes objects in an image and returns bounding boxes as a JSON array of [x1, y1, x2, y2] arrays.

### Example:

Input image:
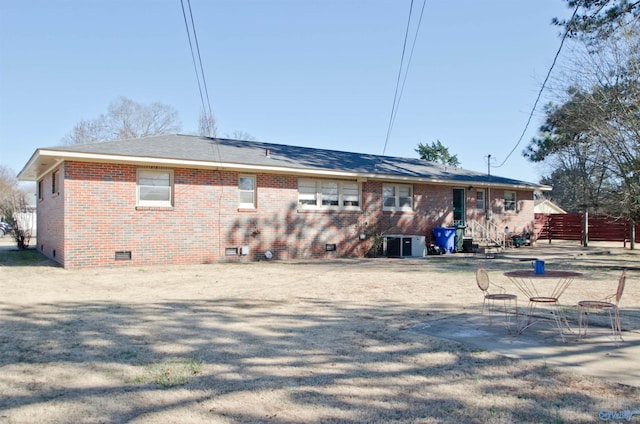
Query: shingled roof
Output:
[[19, 134, 546, 190]]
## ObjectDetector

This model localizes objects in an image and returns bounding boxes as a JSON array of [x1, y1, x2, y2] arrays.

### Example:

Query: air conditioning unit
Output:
[[384, 235, 426, 257]]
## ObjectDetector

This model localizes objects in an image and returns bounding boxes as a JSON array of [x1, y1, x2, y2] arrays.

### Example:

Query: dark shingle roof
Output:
[[26, 134, 544, 189]]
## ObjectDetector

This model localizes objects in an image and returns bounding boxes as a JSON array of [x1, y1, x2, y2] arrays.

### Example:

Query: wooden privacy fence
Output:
[[534, 213, 638, 247]]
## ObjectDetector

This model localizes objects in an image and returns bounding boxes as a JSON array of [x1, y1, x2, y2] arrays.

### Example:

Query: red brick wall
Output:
[[491, 188, 535, 234], [61, 163, 229, 268], [38, 161, 535, 268], [36, 164, 65, 265]]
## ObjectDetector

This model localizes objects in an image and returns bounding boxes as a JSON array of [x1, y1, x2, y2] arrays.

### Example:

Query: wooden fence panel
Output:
[[588, 216, 629, 241], [534, 213, 639, 244], [550, 214, 582, 241]]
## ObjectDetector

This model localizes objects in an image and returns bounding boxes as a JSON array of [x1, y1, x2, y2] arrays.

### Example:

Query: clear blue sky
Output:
[[0, 0, 573, 184]]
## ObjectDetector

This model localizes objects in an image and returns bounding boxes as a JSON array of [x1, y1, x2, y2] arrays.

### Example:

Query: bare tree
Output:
[[198, 109, 217, 137], [0, 166, 18, 217], [525, 23, 640, 222], [572, 25, 640, 222], [224, 131, 257, 141], [64, 118, 109, 145], [64, 97, 182, 144], [0, 165, 33, 249]]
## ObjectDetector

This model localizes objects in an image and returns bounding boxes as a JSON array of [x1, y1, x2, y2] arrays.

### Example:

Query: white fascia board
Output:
[[34, 150, 366, 179], [17, 151, 41, 180], [23, 150, 546, 191], [219, 162, 363, 179], [45, 150, 216, 168], [17, 151, 64, 181], [372, 176, 541, 191], [471, 183, 548, 191]]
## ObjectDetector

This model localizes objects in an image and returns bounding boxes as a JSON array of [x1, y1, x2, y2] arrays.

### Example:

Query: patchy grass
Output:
[[0, 243, 638, 423], [134, 359, 202, 388], [0, 246, 56, 266]]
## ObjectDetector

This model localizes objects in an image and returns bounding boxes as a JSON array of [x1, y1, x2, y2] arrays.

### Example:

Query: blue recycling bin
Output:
[[434, 227, 456, 253]]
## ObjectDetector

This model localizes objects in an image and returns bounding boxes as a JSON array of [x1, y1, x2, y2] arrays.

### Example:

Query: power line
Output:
[[382, 0, 414, 156], [382, 0, 427, 156], [179, 0, 222, 255], [180, 0, 214, 131], [180, 0, 205, 114], [493, 3, 580, 169], [388, 0, 428, 146], [186, 0, 214, 121]]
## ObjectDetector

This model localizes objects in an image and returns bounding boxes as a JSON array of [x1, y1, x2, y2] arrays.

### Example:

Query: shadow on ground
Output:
[[1, 297, 638, 423]]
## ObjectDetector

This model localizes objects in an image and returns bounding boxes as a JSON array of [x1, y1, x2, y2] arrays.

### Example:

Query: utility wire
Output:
[[186, 0, 214, 121], [383, 0, 424, 156], [180, 0, 207, 116], [180, 0, 223, 256], [180, 0, 215, 133], [388, 0, 428, 144], [493, 3, 580, 169]]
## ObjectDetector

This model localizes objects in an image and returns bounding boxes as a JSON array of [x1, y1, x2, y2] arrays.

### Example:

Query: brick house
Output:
[[18, 134, 546, 268]]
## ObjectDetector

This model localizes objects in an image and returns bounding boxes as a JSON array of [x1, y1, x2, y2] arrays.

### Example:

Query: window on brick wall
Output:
[[137, 169, 173, 207], [504, 191, 516, 213], [38, 180, 44, 200], [51, 170, 59, 194], [298, 179, 361, 210], [382, 184, 413, 211], [239, 175, 256, 209], [321, 181, 338, 206], [298, 180, 317, 206], [342, 182, 359, 207], [476, 190, 485, 211]]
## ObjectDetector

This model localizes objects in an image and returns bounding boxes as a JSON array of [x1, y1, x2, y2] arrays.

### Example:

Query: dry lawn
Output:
[[1, 239, 639, 423]]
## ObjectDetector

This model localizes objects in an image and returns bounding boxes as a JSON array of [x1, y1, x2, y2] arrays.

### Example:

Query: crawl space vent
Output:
[[115, 251, 132, 261]]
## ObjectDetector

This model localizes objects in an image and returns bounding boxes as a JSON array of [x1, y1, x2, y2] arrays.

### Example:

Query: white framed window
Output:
[[382, 185, 396, 207], [298, 179, 361, 210], [504, 191, 516, 213], [342, 182, 360, 207], [321, 181, 339, 206], [298, 180, 318, 206], [137, 169, 173, 207], [382, 184, 413, 211], [476, 190, 485, 211], [239, 175, 256, 209]]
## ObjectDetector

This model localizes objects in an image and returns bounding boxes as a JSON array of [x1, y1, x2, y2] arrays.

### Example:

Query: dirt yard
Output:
[[1, 238, 639, 423]]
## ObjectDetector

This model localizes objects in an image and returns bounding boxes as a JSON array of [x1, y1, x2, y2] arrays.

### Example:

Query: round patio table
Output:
[[503, 270, 583, 342]]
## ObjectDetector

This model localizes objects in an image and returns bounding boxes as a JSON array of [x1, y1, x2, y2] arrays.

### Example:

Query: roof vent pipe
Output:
[[265, 148, 270, 158]]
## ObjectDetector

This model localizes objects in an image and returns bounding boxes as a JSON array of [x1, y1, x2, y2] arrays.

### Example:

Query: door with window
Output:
[[453, 188, 465, 226]]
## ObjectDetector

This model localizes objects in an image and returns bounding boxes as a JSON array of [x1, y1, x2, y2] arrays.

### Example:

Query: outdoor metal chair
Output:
[[476, 267, 518, 332], [578, 270, 626, 345]]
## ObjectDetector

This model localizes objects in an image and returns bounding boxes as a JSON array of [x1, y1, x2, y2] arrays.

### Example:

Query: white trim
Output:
[[297, 178, 361, 210], [238, 174, 256, 209], [382, 183, 413, 212], [504, 190, 517, 213], [137, 169, 174, 207]]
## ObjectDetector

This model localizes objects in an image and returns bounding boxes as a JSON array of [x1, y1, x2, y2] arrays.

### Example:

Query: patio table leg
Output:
[[515, 298, 572, 342], [504, 270, 582, 343]]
